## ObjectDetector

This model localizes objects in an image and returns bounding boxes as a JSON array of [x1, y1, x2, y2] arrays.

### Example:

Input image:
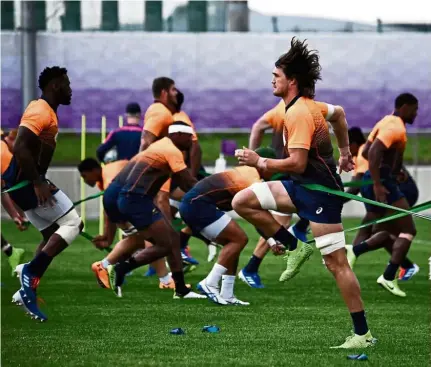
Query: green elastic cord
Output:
[[73, 191, 105, 206], [342, 179, 375, 188], [302, 183, 431, 221], [1, 180, 30, 194], [80, 231, 112, 252]]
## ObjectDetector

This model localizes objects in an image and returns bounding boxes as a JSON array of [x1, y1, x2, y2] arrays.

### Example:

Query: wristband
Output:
[[338, 146, 350, 156], [267, 238, 277, 248], [257, 157, 268, 170]]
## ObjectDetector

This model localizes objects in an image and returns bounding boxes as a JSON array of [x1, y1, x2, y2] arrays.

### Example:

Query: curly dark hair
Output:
[[275, 38, 321, 98], [38, 66, 68, 91]]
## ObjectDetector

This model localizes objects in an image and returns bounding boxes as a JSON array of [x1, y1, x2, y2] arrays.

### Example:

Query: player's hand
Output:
[[373, 183, 389, 204], [34, 180, 56, 207], [13, 215, 29, 231], [270, 243, 286, 256], [338, 152, 355, 174], [235, 147, 259, 167], [92, 235, 110, 249]]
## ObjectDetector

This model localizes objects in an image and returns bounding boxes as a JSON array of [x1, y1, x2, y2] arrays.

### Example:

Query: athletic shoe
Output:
[[107, 265, 125, 298], [197, 279, 228, 305], [288, 224, 308, 243], [181, 249, 199, 265], [279, 243, 313, 282], [398, 264, 420, 281], [12, 288, 47, 322], [9, 248, 25, 276], [377, 275, 406, 297], [331, 330, 377, 349], [224, 297, 250, 306], [173, 290, 207, 299], [345, 245, 357, 269], [207, 243, 218, 262], [183, 264, 197, 274], [238, 269, 264, 288], [91, 261, 110, 288], [159, 280, 191, 290], [144, 266, 156, 277]]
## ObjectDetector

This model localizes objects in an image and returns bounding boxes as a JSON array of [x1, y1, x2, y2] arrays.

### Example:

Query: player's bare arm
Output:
[[361, 141, 372, 160], [139, 130, 158, 152], [249, 118, 271, 150], [368, 138, 389, 203], [189, 140, 202, 177], [14, 126, 54, 206], [173, 168, 198, 193]]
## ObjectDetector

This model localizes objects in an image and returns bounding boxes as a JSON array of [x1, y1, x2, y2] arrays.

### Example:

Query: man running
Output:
[[232, 38, 375, 348], [3, 66, 83, 321]]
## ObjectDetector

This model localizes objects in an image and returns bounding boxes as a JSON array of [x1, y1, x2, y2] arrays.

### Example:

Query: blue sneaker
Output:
[[12, 288, 47, 321], [398, 264, 420, 281], [181, 249, 199, 266], [289, 224, 308, 243], [144, 266, 156, 277], [238, 269, 264, 288]]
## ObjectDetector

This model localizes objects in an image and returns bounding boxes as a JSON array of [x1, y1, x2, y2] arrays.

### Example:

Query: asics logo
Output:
[[316, 207, 323, 214]]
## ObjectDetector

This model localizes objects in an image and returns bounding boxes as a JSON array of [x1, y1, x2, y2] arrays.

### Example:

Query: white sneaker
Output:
[[14, 263, 25, 279], [197, 280, 228, 305], [224, 297, 250, 306], [174, 291, 207, 299], [207, 244, 218, 262], [377, 275, 406, 297]]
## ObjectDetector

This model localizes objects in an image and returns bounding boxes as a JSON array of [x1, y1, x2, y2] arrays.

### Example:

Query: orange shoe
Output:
[[159, 279, 191, 290], [91, 261, 110, 289]]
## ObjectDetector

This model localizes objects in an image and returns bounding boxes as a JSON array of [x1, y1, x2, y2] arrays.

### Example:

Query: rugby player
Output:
[[5, 67, 83, 321], [232, 38, 375, 348]]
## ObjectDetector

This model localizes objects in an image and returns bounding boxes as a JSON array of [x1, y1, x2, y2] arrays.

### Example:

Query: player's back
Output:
[[189, 166, 261, 211], [116, 137, 186, 197], [353, 144, 368, 176], [144, 102, 174, 139], [97, 160, 128, 191], [284, 97, 342, 190], [367, 115, 407, 171]]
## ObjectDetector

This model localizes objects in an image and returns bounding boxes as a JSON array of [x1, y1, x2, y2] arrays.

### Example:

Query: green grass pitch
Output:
[[1, 218, 430, 366]]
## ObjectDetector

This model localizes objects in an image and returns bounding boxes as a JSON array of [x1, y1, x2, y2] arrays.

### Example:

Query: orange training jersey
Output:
[[143, 102, 174, 138], [188, 166, 262, 211], [173, 110, 198, 142], [1, 140, 12, 175], [116, 137, 187, 197], [97, 160, 128, 191], [19, 99, 59, 176], [367, 115, 407, 172], [353, 144, 368, 176], [283, 96, 342, 190]]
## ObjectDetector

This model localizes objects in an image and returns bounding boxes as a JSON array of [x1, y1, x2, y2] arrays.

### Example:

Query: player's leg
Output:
[[1, 234, 25, 276], [289, 217, 309, 242], [239, 212, 290, 288], [232, 181, 313, 282]]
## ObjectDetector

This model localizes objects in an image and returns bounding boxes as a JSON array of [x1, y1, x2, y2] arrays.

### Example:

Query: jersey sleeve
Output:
[[315, 101, 335, 121], [20, 105, 51, 136], [262, 105, 284, 131], [286, 110, 315, 150], [160, 178, 171, 193], [374, 127, 404, 149], [144, 107, 173, 137]]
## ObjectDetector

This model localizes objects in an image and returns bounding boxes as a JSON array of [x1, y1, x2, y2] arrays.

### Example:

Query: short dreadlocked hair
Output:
[[275, 38, 322, 98], [38, 66, 68, 91]]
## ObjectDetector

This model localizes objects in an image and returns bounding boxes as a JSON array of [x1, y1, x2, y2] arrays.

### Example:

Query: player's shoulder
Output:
[[145, 102, 171, 116], [378, 115, 405, 131], [21, 99, 54, 123], [173, 110, 193, 126]]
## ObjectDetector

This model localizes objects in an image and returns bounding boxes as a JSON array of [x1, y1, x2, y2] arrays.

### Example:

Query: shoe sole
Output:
[[197, 283, 227, 305], [279, 247, 313, 282], [12, 290, 47, 322], [92, 267, 109, 289]]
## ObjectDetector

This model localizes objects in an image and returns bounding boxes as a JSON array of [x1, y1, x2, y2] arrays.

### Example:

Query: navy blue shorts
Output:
[[103, 181, 125, 224], [282, 180, 343, 224], [360, 169, 405, 213], [399, 176, 418, 207], [117, 189, 162, 230], [180, 189, 231, 240]]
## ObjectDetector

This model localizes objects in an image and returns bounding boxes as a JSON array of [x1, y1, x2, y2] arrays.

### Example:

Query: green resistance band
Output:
[[342, 179, 375, 188], [302, 183, 431, 221], [73, 191, 104, 206], [1, 180, 30, 194]]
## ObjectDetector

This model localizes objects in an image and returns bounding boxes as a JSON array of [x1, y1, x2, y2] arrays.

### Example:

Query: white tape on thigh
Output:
[[315, 231, 346, 255], [399, 233, 414, 241], [55, 209, 82, 245], [250, 182, 277, 210], [269, 210, 292, 217], [169, 199, 181, 209]]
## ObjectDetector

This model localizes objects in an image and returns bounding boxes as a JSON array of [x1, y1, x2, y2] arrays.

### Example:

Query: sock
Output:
[[273, 226, 297, 251], [27, 251, 53, 278], [353, 241, 369, 257], [180, 231, 191, 250], [206, 263, 227, 287], [159, 274, 172, 285], [115, 257, 139, 275], [220, 275, 235, 300], [101, 258, 111, 269], [2, 244, 13, 257], [255, 227, 268, 239], [383, 261, 399, 281], [244, 255, 262, 273], [294, 218, 309, 232], [172, 271, 189, 294], [400, 258, 414, 269], [350, 310, 369, 336]]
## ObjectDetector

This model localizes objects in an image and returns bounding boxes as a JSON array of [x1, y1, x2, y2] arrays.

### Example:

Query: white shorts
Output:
[[200, 214, 232, 241], [24, 190, 74, 231]]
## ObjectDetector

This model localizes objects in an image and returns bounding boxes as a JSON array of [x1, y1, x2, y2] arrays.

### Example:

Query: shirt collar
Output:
[[285, 94, 301, 113]]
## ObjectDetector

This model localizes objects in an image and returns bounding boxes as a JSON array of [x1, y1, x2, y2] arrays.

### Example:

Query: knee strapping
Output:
[[55, 210, 82, 245], [399, 233, 414, 241], [315, 231, 346, 255], [250, 182, 277, 210]]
